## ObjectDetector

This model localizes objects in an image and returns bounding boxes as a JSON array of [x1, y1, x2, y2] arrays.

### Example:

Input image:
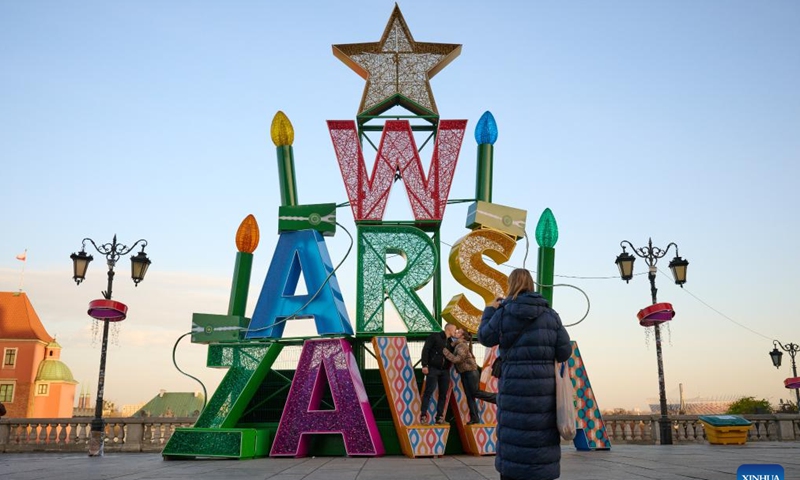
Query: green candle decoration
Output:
[[535, 208, 558, 305]]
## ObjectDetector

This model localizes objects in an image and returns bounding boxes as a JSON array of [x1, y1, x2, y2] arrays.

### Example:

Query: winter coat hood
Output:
[[503, 292, 549, 322]]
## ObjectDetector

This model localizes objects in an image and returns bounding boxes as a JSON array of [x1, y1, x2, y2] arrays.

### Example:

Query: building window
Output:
[[37, 384, 49, 395], [3, 348, 17, 367], [0, 383, 14, 402]]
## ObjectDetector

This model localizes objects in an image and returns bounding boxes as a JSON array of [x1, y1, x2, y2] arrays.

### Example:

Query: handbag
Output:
[[555, 361, 577, 440]]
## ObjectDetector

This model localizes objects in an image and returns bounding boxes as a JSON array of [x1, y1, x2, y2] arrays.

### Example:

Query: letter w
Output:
[[327, 119, 467, 221]]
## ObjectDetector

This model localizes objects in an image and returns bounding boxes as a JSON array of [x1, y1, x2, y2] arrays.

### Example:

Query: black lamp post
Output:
[[71, 235, 150, 457], [615, 238, 688, 445], [770, 340, 800, 407]]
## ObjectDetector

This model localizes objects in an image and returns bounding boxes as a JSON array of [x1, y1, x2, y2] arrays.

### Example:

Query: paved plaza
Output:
[[1, 443, 798, 480]]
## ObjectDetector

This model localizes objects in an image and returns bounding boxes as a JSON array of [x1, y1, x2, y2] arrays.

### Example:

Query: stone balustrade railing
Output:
[[2, 414, 799, 453], [0, 417, 195, 453], [603, 414, 800, 444]]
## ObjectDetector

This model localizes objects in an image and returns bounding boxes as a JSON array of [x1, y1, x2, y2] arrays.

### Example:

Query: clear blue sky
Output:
[[1, 1, 799, 411]]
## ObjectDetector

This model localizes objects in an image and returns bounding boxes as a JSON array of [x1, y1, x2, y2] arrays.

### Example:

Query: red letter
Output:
[[327, 119, 466, 221]]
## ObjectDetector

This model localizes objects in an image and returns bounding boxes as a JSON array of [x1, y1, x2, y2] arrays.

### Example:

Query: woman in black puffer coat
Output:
[[478, 268, 572, 480]]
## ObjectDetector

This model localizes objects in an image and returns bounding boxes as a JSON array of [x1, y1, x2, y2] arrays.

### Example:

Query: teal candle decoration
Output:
[[535, 208, 558, 305], [535, 208, 558, 248]]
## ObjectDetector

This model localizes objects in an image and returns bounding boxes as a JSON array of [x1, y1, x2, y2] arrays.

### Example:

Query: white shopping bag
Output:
[[556, 361, 577, 440]]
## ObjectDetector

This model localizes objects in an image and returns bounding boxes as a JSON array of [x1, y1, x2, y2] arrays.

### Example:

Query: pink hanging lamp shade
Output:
[[87, 299, 128, 322], [784, 377, 800, 390], [637, 302, 675, 327]]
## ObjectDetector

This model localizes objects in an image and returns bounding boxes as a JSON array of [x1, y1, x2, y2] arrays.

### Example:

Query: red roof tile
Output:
[[0, 292, 54, 342]]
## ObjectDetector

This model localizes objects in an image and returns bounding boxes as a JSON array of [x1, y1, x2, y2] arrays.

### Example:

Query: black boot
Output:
[[476, 391, 496, 404]]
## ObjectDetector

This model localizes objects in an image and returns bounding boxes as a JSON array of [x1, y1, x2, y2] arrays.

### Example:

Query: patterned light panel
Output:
[[357, 226, 438, 334], [332, 5, 461, 116], [372, 336, 451, 458], [162, 343, 283, 458], [442, 229, 516, 334], [479, 346, 499, 425], [246, 230, 352, 339], [271, 339, 384, 457], [568, 341, 611, 451], [447, 367, 497, 455], [327, 119, 466, 221]]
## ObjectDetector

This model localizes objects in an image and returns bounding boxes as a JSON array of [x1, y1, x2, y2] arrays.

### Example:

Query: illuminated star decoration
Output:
[[332, 4, 461, 118]]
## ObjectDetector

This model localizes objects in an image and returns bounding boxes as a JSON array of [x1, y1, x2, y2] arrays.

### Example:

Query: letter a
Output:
[[246, 230, 352, 339], [270, 339, 384, 457]]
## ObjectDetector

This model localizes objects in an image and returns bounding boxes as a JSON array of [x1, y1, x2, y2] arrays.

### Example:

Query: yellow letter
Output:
[[442, 229, 517, 333]]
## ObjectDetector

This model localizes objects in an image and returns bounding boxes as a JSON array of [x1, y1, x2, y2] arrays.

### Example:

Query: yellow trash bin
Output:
[[698, 415, 752, 445]]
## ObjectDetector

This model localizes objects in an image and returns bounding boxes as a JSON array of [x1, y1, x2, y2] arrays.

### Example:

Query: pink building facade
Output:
[[0, 292, 77, 418]]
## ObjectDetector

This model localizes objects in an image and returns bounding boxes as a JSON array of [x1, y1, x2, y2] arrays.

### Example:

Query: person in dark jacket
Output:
[[420, 323, 457, 424], [478, 268, 572, 480]]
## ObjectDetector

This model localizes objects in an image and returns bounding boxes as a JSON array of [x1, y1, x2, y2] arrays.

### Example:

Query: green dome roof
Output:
[[36, 359, 76, 383]]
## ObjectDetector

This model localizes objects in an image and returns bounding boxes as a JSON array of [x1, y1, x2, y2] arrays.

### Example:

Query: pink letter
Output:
[[270, 338, 384, 456]]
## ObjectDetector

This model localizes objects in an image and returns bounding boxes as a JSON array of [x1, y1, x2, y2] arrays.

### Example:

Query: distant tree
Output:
[[777, 399, 798, 413], [726, 396, 773, 414]]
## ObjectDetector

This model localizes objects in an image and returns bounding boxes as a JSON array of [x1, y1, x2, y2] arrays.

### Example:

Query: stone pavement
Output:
[[1, 443, 798, 479]]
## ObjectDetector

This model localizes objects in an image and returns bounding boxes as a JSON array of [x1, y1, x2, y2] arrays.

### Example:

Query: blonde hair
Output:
[[506, 268, 535, 300]]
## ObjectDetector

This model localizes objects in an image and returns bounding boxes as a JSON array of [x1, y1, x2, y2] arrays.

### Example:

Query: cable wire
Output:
[[536, 282, 591, 328], [522, 226, 530, 269], [172, 332, 208, 409], [656, 268, 775, 341]]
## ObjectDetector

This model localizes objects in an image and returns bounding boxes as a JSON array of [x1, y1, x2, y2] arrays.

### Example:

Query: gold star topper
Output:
[[332, 4, 461, 118]]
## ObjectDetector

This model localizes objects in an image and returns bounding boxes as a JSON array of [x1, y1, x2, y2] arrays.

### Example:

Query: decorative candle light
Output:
[[534, 208, 558, 305], [236, 214, 260, 254], [474, 111, 497, 203], [271, 111, 299, 207], [228, 214, 260, 316]]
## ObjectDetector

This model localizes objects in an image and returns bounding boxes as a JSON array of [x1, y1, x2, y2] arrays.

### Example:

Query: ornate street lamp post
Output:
[[71, 235, 151, 456], [615, 238, 688, 445], [769, 340, 800, 407]]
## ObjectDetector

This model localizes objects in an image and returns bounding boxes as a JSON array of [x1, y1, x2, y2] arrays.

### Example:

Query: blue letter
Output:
[[246, 230, 352, 339]]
